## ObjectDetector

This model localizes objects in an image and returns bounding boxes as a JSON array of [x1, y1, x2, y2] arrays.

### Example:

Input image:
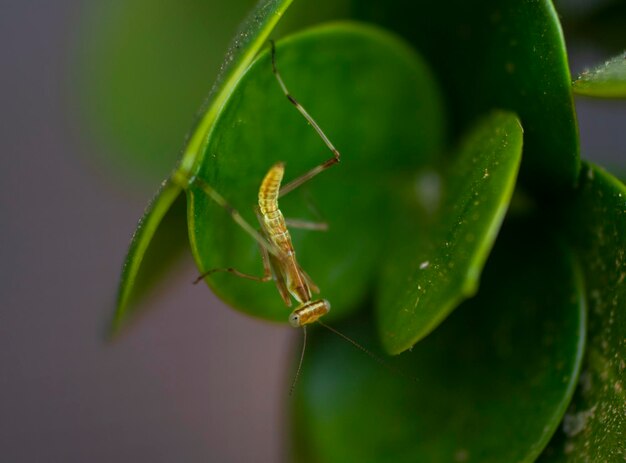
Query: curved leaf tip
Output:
[[573, 52, 626, 98], [111, 0, 295, 335], [377, 111, 523, 355], [111, 179, 184, 337]]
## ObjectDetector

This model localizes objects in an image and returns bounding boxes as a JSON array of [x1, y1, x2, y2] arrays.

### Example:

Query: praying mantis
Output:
[[187, 41, 340, 329], [177, 41, 392, 390]]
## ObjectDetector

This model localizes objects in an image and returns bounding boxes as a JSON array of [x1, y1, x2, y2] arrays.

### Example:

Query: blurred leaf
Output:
[[540, 162, 626, 461], [76, 0, 257, 187], [293, 219, 585, 463], [188, 22, 445, 323], [573, 52, 626, 98], [112, 0, 294, 334], [355, 0, 579, 190], [377, 112, 522, 354]]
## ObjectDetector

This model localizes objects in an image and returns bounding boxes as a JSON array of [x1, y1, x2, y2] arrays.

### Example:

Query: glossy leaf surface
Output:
[[188, 22, 445, 323], [540, 162, 626, 461], [573, 52, 626, 98], [377, 112, 522, 354], [293, 220, 586, 463], [112, 0, 294, 333], [356, 0, 579, 190]]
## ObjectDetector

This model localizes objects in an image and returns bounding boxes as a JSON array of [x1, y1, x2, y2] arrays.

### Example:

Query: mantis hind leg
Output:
[[193, 240, 273, 285], [170, 173, 281, 285], [270, 41, 341, 198]]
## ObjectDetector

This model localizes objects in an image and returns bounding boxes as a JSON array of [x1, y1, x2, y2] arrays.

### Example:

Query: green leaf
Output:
[[355, 0, 579, 190], [188, 22, 445, 323], [572, 52, 626, 98], [540, 162, 626, 461], [111, 179, 186, 335], [112, 0, 294, 334], [377, 111, 523, 354], [293, 220, 586, 463]]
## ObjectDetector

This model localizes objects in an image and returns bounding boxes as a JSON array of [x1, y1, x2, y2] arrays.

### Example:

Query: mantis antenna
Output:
[[317, 320, 418, 384], [290, 325, 307, 396]]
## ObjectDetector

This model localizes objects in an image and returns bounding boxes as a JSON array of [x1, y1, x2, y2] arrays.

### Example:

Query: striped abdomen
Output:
[[258, 163, 311, 304], [258, 163, 292, 253]]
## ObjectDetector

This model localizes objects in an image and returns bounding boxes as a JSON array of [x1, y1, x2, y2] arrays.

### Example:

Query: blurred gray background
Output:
[[1, 1, 624, 462], [1, 1, 293, 462]]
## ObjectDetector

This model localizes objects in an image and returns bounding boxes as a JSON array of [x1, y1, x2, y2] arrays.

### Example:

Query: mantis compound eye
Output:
[[289, 312, 301, 328]]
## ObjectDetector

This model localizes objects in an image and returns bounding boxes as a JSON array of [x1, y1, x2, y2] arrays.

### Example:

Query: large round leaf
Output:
[[356, 0, 579, 190], [188, 22, 445, 323], [293, 219, 585, 463], [540, 162, 626, 461]]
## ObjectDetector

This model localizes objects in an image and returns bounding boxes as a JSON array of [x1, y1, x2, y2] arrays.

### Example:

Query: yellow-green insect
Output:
[[190, 41, 339, 330], [184, 42, 392, 391]]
